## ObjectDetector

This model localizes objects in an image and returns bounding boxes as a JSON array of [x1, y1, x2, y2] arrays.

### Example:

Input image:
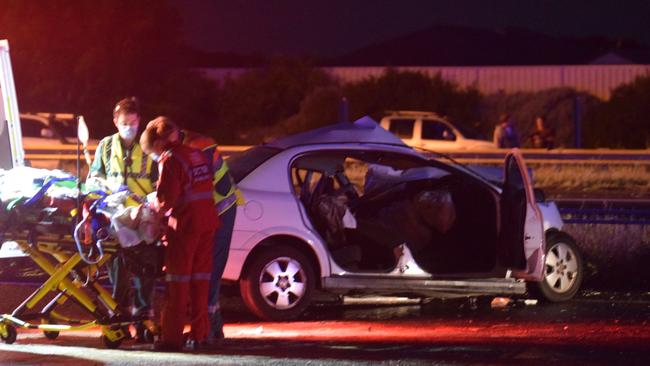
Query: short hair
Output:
[[499, 113, 511, 123], [140, 116, 178, 153], [113, 97, 140, 117]]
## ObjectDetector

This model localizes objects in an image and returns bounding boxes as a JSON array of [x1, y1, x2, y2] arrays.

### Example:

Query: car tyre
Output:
[[240, 245, 315, 321], [533, 232, 583, 302]]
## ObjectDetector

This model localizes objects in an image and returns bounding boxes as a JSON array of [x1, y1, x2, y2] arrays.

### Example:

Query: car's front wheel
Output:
[[534, 232, 583, 302], [240, 245, 315, 321]]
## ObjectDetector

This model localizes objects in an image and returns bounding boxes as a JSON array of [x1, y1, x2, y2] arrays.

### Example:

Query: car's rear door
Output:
[[420, 119, 457, 150], [498, 149, 545, 281]]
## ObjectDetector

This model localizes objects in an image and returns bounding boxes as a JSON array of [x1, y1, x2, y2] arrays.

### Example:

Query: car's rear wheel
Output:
[[534, 232, 583, 302], [240, 245, 315, 321]]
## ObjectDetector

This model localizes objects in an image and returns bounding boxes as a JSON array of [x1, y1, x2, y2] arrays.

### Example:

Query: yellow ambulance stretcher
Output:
[[0, 185, 159, 349], [1, 39, 159, 349]]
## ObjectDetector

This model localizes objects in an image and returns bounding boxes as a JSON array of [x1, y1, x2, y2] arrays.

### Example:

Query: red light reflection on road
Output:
[[11, 319, 649, 349], [224, 319, 650, 347]]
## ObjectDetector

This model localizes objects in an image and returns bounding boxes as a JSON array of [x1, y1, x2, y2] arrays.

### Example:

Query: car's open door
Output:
[[0, 39, 24, 169], [498, 149, 545, 281]]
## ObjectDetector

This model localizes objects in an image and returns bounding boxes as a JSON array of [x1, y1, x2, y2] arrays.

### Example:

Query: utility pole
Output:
[[574, 95, 583, 148], [339, 97, 349, 123]]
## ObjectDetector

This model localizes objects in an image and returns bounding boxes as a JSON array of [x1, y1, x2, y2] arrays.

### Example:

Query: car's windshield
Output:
[[227, 145, 282, 183]]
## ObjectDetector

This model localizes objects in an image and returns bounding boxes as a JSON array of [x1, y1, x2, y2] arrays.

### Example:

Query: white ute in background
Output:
[[380, 110, 495, 151]]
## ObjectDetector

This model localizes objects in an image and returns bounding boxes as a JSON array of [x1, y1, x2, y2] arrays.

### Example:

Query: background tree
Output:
[[213, 58, 335, 143], [584, 75, 650, 149], [343, 69, 482, 133], [0, 0, 217, 138], [241, 68, 484, 144]]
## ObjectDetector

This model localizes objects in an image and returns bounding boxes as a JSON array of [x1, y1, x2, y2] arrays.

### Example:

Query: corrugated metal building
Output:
[[198, 64, 650, 100]]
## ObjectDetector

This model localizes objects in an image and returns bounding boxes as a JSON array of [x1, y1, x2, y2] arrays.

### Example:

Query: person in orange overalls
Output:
[[140, 116, 219, 351]]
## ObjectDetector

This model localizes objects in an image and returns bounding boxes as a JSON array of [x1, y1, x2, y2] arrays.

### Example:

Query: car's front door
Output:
[[498, 149, 545, 281], [386, 118, 417, 146]]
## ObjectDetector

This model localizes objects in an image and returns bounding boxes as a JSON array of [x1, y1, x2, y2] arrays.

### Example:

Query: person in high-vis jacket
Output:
[[87, 97, 158, 340], [88, 97, 157, 197], [140, 117, 219, 351], [184, 134, 243, 344]]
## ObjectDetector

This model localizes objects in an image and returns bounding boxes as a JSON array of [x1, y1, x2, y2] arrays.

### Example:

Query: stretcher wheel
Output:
[[43, 330, 60, 340], [101, 334, 123, 349], [0, 324, 17, 344]]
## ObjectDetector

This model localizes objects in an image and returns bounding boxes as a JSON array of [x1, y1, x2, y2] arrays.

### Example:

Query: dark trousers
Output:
[[107, 254, 155, 318], [207, 204, 236, 339]]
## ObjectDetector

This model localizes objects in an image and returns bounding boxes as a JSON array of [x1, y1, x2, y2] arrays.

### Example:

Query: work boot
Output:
[[183, 335, 214, 351], [133, 322, 148, 344], [121, 326, 133, 341], [207, 310, 225, 342]]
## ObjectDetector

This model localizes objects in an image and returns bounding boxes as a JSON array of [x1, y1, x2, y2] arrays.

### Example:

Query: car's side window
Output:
[[291, 151, 434, 206], [292, 168, 325, 197], [388, 119, 415, 139], [422, 120, 456, 141]]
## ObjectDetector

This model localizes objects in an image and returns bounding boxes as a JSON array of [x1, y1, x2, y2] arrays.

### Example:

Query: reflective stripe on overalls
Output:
[[165, 273, 211, 282]]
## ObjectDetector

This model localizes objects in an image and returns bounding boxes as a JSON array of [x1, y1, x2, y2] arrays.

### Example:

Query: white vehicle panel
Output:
[[538, 202, 564, 232], [229, 187, 332, 280]]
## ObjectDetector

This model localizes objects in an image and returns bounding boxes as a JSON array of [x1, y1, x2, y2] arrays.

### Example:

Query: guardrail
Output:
[[24, 145, 650, 165], [220, 146, 650, 165], [420, 148, 650, 165], [555, 198, 650, 225], [21, 145, 650, 226]]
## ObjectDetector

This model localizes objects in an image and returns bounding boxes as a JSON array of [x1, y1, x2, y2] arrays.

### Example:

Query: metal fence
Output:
[[198, 64, 650, 100]]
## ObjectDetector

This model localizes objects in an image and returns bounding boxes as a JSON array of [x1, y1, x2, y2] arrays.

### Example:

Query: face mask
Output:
[[150, 152, 160, 162], [118, 125, 138, 141]]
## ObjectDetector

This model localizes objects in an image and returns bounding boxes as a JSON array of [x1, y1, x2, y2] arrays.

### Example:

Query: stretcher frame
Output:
[[0, 213, 158, 348]]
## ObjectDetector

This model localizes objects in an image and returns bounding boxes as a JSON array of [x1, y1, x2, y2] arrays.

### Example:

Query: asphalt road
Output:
[[0, 286, 648, 365]]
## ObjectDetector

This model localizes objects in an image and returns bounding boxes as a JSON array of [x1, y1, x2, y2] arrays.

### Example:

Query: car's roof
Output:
[[267, 116, 409, 150]]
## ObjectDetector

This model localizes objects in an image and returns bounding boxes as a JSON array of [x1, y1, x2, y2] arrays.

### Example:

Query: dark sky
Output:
[[171, 0, 650, 58]]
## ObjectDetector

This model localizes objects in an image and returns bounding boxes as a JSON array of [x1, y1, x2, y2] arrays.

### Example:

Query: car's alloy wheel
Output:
[[534, 232, 583, 302], [240, 245, 315, 321]]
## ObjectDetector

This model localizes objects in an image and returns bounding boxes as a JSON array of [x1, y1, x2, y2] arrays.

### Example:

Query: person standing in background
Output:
[[493, 113, 521, 148], [529, 115, 556, 149]]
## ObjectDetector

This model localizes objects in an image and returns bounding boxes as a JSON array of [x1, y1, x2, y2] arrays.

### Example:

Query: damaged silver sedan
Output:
[[223, 117, 583, 320]]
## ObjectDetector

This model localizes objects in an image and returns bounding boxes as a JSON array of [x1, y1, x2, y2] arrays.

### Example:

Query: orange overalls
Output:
[[155, 143, 220, 347]]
